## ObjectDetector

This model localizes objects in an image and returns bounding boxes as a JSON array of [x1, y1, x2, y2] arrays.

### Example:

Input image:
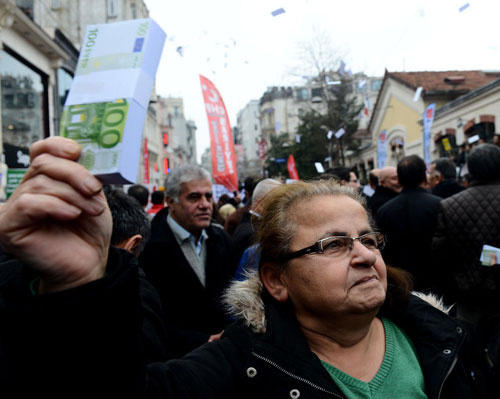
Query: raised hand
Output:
[[0, 137, 112, 293]]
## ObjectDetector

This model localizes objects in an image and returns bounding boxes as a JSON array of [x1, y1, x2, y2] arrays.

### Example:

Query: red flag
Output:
[[287, 154, 299, 180], [199, 75, 238, 192]]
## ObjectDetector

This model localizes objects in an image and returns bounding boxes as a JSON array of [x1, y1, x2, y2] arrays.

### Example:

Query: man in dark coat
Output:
[[429, 158, 464, 199], [376, 155, 442, 292], [139, 165, 237, 358], [432, 144, 500, 323], [367, 166, 401, 215]]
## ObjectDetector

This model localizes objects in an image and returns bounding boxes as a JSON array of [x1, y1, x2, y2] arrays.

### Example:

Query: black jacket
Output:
[[432, 183, 500, 312], [432, 179, 464, 199], [367, 186, 399, 216], [141, 273, 478, 399], [0, 248, 168, 398], [376, 187, 442, 291], [139, 207, 237, 358]]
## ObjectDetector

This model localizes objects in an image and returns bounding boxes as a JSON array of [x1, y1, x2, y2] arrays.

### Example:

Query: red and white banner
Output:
[[200, 75, 238, 192], [287, 154, 299, 180]]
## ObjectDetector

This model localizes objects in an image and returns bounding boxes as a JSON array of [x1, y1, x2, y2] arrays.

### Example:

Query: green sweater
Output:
[[321, 318, 427, 398]]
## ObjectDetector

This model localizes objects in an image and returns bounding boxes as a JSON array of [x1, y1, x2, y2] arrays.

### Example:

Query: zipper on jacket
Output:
[[252, 352, 344, 398], [437, 355, 458, 399]]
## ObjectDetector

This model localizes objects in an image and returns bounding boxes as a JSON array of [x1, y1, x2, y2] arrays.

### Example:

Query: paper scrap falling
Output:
[[326, 77, 341, 85], [327, 130, 333, 140], [176, 46, 184, 56], [271, 8, 286, 17], [296, 134, 301, 143], [459, 3, 470, 12], [315, 162, 325, 173], [413, 86, 423, 102], [335, 128, 345, 139]]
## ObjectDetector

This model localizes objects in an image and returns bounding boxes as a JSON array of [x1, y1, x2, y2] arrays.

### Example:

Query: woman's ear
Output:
[[260, 263, 289, 302]]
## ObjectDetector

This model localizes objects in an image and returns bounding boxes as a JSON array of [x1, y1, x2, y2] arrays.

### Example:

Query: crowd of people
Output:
[[0, 136, 499, 397]]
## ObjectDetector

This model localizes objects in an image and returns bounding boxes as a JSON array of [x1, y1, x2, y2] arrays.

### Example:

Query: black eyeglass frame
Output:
[[280, 232, 386, 261]]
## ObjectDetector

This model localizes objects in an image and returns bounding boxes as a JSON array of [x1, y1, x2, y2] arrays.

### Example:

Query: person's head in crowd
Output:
[[397, 155, 427, 189], [218, 194, 236, 221], [368, 169, 380, 189], [243, 176, 258, 204], [467, 143, 500, 184], [378, 166, 401, 193], [493, 133, 500, 147], [104, 187, 151, 256], [251, 178, 282, 215], [164, 164, 212, 239], [151, 190, 165, 206], [127, 184, 149, 209], [328, 167, 361, 190], [429, 158, 458, 188], [256, 179, 411, 329], [315, 173, 341, 183]]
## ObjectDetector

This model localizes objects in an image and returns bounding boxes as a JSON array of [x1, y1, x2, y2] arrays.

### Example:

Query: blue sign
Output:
[[377, 130, 387, 168], [275, 158, 286, 163]]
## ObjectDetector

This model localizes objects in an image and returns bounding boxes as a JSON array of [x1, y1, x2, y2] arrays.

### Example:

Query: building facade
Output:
[[352, 70, 500, 179], [236, 99, 261, 178]]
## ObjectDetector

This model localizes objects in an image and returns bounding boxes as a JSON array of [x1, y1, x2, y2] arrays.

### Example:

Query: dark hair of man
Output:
[[467, 143, 500, 184], [432, 158, 457, 180], [104, 187, 151, 255], [244, 176, 258, 197], [127, 184, 149, 207], [397, 155, 426, 188], [325, 167, 350, 182], [369, 171, 379, 187], [151, 190, 165, 205]]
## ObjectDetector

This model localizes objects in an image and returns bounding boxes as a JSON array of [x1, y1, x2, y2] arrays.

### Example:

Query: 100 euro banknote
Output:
[[60, 99, 129, 173]]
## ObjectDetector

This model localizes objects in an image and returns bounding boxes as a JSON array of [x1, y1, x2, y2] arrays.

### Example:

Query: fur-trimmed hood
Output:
[[222, 270, 453, 334]]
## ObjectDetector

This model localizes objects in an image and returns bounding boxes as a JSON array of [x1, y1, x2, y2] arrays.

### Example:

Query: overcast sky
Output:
[[143, 0, 500, 162]]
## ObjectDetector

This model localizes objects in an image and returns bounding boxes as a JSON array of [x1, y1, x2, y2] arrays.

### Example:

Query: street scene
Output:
[[0, 0, 499, 397]]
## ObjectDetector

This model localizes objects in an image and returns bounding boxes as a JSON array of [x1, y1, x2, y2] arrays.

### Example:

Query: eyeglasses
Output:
[[281, 232, 385, 261]]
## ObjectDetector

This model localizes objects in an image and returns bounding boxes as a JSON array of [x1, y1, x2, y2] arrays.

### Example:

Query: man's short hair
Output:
[[468, 143, 500, 183], [325, 167, 350, 182], [397, 155, 427, 188], [244, 176, 258, 198], [151, 190, 165, 205], [104, 187, 151, 255], [252, 178, 282, 204], [127, 184, 149, 207], [164, 165, 211, 202], [369, 171, 379, 187], [432, 158, 457, 180]]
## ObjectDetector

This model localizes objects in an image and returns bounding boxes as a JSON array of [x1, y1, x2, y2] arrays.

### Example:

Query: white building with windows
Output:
[[236, 99, 262, 178]]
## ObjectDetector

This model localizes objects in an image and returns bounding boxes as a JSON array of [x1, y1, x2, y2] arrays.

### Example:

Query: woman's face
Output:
[[279, 195, 387, 323]]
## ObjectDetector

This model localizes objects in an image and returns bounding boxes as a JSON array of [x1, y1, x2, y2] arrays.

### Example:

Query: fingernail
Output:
[[62, 141, 80, 156], [83, 176, 102, 194]]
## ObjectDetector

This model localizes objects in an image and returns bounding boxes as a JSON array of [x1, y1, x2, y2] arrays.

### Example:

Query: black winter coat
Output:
[[376, 187, 442, 291], [432, 183, 500, 312], [140, 273, 479, 399], [139, 208, 237, 358]]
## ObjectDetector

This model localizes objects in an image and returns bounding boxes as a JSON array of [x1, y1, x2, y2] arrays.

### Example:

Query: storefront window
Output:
[[57, 68, 73, 115], [1, 49, 46, 168]]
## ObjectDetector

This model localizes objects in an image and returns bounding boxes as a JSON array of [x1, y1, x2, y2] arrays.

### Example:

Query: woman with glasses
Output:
[[144, 179, 474, 398]]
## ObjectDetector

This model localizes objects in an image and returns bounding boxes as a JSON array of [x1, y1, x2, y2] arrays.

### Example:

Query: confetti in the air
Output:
[[271, 8, 286, 17]]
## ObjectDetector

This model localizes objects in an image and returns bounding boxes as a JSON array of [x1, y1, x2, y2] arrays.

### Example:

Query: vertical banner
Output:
[[287, 154, 299, 180], [423, 103, 436, 168], [377, 130, 387, 168], [200, 75, 238, 192], [143, 137, 150, 184]]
